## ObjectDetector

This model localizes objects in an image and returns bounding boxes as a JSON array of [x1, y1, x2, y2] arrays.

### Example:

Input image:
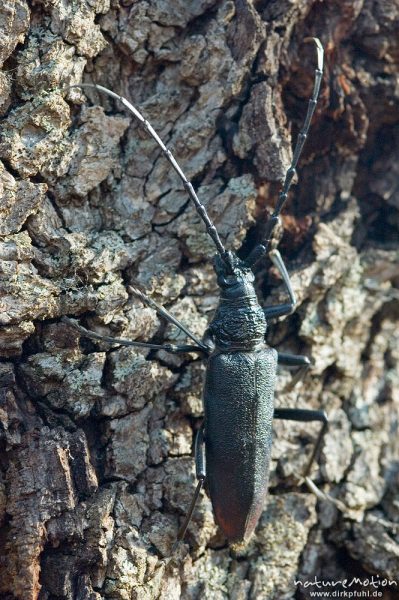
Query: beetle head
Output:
[[213, 251, 256, 300]]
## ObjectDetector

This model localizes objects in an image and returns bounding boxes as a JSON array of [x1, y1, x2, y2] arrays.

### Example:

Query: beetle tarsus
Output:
[[304, 477, 349, 513]]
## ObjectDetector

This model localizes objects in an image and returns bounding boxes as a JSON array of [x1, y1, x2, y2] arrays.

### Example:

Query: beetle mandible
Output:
[[63, 38, 328, 550]]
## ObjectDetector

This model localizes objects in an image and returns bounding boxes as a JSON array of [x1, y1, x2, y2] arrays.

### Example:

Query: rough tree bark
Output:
[[0, 1, 398, 599]]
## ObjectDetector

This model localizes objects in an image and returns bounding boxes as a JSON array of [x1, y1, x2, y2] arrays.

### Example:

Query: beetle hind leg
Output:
[[173, 426, 206, 549]]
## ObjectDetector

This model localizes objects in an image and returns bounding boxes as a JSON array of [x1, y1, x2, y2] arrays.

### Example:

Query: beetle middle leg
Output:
[[274, 408, 330, 500], [278, 351, 311, 390], [273, 408, 328, 476]]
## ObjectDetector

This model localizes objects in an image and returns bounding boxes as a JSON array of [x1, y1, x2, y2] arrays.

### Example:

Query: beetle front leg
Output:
[[278, 352, 310, 389], [263, 249, 297, 319], [175, 426, 206, 545]]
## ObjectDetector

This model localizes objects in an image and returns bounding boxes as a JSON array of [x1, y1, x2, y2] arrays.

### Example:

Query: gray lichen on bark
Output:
[[0, 0, 398, 599]]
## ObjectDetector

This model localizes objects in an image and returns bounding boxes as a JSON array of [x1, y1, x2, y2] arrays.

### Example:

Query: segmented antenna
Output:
[[128, 285, 208, 351], [246, 37, 324, 268], [66, 83, 233, 271], [61, 317, 204, 354]]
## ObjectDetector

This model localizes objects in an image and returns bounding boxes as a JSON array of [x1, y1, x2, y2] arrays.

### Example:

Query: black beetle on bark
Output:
[[63, 38, 331, 550]]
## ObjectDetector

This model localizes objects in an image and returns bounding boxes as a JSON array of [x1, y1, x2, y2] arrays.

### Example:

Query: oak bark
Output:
[[0, 1, 398, 599]]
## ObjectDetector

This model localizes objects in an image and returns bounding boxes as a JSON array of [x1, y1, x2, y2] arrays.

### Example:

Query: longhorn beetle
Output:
[[62, 38, 328, 549]]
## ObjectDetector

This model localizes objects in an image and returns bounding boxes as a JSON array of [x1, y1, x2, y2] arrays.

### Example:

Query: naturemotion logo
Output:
[[294, 575, 397, 598]]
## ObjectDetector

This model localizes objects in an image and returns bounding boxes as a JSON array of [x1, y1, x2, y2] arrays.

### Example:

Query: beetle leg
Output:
[[263, 249, 297, 319], [273, 408, 349, 512], [277, 352, 310, 389], [274, 408, 328, 474], [61, 317, 207, 355], [273, 407, 329, 493], [201, 328, 215, 353], [274, 408, 328, 476], [175, 426, 206, 546]]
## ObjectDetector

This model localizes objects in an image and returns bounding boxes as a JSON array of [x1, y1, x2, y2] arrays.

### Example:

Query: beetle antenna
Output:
[[65, 83, 233, 271], [246, 37, 324, 268]]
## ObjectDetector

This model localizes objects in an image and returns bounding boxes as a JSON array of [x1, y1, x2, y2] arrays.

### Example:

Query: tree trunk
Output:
[[0, 1, 398, 599]]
